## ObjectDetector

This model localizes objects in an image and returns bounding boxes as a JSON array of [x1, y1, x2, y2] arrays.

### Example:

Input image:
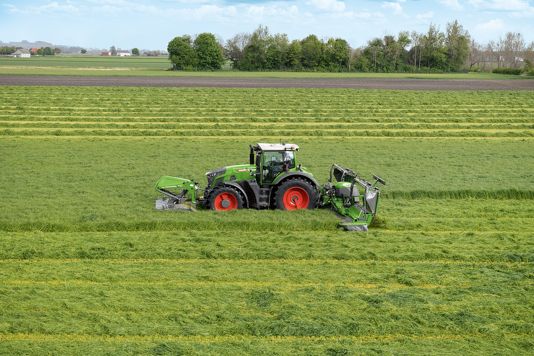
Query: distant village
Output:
[[0, 41, 166, 58]]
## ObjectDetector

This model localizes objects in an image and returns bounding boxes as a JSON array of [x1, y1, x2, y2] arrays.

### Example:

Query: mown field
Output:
[[0, 86, 533, 354], [0, 56, 529, 79]]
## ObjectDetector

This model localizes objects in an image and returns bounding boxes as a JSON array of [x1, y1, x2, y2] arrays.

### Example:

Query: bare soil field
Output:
[[0, 74, 533, 90]]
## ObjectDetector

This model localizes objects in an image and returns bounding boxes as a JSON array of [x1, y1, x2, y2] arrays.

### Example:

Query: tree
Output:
[[370, 38, 385, 71], [131, 48, 140, 56], [39, 47, 54, 56], [285, 40, 302, 70], [409, 31, 423, 69], [396, 31, 411, 70], [301, 35, 323, 70], [110, 46, 117, 56], [351, 48, 371, 72], [239, 25, 270, 70], [144, 50, 161, 57], [167, 35, 196, 70], [499, 32, 526, 68], [0, 46, 16, 55], [54, 47, 61, 55], [468, 40, 483, 70], [224, 33, 250, 69], [445, 20, 470, 71], [80, 48, 87, 54], [265, 34, 289, 70], [324, 38, 350, 71], [420, 24, 447, 70], [193, 33, 224, 70]]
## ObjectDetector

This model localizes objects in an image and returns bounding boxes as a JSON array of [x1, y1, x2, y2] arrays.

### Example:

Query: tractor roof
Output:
[[254, 143, 299, 152]]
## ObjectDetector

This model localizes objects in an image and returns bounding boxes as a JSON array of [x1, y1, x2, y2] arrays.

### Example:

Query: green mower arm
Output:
[[155, 176, 198, 204]]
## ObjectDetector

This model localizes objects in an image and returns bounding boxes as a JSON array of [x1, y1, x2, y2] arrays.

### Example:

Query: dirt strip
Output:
[[1, 75, 533, 90]]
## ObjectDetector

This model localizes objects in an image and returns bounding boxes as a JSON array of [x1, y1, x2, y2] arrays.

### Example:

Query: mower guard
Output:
[[325, 164, 385, 231]]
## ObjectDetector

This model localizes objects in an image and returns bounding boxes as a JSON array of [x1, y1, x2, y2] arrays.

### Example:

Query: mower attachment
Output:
[[323, 164, 385, 231], [155, 176, 199, 211]]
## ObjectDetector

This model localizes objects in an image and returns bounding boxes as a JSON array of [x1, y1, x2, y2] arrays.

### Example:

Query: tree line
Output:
[[0, 46, 61, 56], [168, 21, 534, 73]]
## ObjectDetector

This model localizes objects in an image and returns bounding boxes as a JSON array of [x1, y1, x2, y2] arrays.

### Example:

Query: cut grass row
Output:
[[2, 87, 532, 104], [0, 199, 532, 233], [2, 121, 533, 129], [1, 334, 530, 355], [1, 229, 532, 261], [2, 128, 532, 137]]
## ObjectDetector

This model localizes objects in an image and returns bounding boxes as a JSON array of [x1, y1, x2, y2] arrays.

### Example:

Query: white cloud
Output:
[[340, 11, 385, 20], [440, 0, 463, 10], [475, 18, 505, 31], [5, 1, 79, 14], [415, 11, 434, 22], [381, 1, 403, 15], [468, 0, 531, 11], [245, 4, 299, 18], [309, 0, 346, 13]]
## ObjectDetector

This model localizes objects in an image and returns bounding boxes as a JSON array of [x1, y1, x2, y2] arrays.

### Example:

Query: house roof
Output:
[[14, 49, 30, 54]]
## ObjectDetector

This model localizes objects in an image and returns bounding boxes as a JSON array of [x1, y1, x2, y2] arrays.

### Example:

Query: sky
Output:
[[0, 0, 533, 50]]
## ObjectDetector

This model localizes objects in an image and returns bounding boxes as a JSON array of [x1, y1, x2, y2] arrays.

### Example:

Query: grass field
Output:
[[0, 85, 533, 354], [0, 56, 531, 79]]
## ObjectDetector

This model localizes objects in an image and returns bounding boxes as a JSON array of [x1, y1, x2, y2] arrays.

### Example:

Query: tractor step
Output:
[[258, 188, 271, 208]]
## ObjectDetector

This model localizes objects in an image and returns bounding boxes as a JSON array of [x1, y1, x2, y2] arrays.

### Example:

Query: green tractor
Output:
[[155, 143, 385, 231]]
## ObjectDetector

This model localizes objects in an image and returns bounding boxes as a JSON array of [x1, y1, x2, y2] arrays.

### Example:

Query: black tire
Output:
[[274, 178, 318, 210], [208, 186, 244, 211]]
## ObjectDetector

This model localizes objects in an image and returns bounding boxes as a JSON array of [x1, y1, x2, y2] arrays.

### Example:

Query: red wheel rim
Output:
[[213, 192, 238, 211], [282, 187, 310, 210]]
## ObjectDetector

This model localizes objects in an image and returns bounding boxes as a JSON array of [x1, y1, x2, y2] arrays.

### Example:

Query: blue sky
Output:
[[1, 0, 533, 50]]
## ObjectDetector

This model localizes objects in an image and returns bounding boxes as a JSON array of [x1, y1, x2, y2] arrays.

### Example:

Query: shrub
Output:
[[492, 67, 522, 75]]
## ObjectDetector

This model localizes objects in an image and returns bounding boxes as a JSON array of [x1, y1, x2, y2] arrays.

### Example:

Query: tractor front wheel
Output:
[[275, 178, 317, 210], [209, 186, 243, 211]]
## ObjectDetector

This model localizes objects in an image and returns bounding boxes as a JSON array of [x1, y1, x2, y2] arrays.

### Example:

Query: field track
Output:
[[1, 74, 533, 90]]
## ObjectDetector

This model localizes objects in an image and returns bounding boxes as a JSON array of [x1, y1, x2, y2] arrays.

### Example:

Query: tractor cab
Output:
[[250, 143, 299, 186]]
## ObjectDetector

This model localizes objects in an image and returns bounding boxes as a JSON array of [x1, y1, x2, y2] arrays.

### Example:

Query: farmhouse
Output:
[[12, 49, 31, 58], [117, 51, 131, 57]]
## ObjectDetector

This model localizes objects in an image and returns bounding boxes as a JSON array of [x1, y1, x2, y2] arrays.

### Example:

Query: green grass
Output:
[[0, 56, 531, 79], [0, 85, 533, 354]]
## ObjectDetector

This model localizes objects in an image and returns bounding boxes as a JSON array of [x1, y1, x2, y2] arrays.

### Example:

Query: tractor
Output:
[[155, 143, 385, 231]]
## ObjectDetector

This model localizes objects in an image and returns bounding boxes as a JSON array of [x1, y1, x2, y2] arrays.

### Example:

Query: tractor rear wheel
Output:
[[275, 178, 317, 210], [209, 186, 243, 211]]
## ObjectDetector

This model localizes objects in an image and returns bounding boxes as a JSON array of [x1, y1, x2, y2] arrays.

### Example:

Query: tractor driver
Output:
[[263, 151, 295, 182]]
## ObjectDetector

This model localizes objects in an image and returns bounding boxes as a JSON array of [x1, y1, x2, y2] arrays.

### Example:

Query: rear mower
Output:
[[155, 143, 385, 231]]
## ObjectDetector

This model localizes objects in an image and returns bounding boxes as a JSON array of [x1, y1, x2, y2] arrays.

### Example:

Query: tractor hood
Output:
[[205, 164, 256, 187], [205, 164, 255, 177]]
